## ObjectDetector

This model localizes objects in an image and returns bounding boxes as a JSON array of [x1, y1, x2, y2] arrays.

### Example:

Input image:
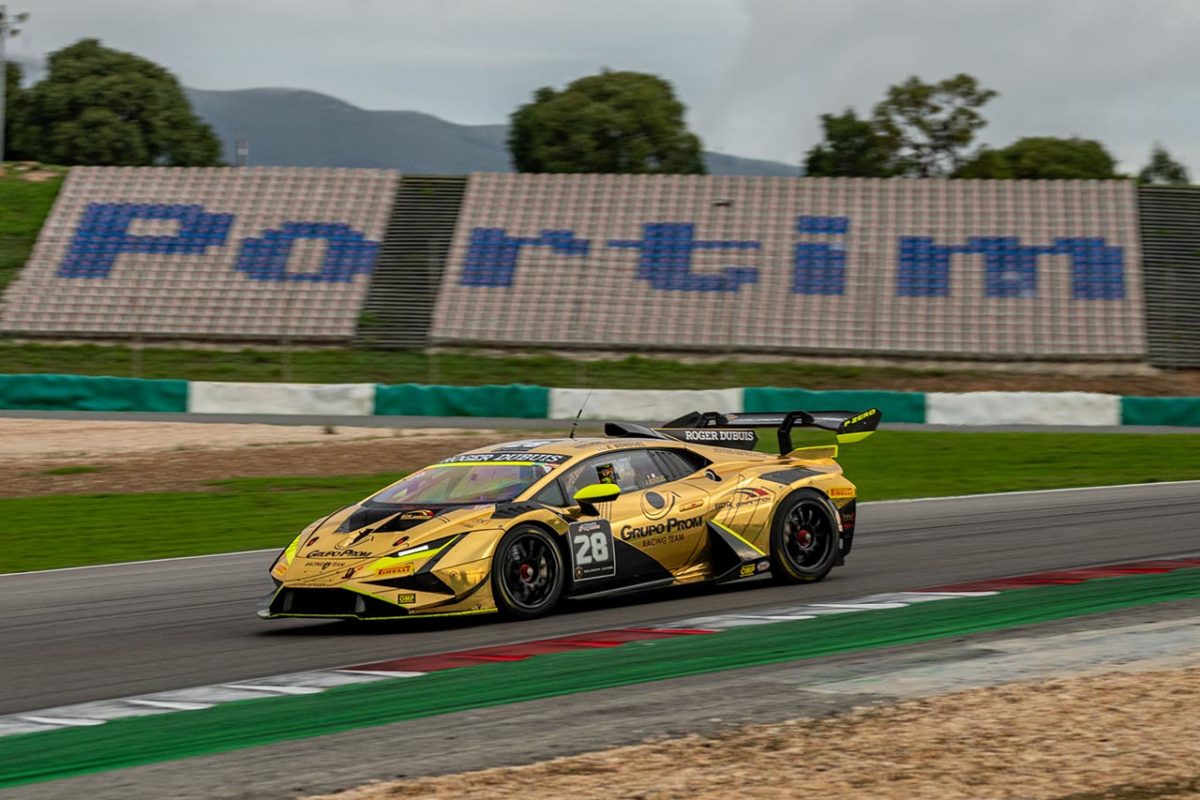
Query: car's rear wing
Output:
[[657, 408, 882, 454]]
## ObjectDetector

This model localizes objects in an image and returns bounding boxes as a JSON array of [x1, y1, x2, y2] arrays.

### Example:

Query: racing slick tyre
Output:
[[492, 524, 565, 620], [769, 489, 840, 584]]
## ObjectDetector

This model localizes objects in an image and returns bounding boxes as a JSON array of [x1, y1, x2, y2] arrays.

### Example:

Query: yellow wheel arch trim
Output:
[[711, 520, 765, 556]]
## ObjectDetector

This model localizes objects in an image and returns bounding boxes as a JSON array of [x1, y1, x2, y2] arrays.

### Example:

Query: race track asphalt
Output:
[[1, 481, 1197, 717]]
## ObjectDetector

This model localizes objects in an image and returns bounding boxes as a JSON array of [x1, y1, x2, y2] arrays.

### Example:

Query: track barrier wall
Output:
[[0, 375, 1196, 427], [0, 374, 187, 413]]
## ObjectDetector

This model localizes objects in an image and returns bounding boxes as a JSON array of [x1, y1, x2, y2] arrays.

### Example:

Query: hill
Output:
[[186, 87, 799, 176]]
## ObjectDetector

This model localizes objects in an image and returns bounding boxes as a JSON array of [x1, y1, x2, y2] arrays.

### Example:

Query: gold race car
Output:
[[259, 409, 881, 621]]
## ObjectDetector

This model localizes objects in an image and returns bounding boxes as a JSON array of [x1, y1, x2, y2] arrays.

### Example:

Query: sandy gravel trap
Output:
[[309, 666, 1200, 800]]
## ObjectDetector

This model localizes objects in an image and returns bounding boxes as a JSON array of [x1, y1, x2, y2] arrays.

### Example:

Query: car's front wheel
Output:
[[769, 490, 840, 584], [491, 525, 565, 619]]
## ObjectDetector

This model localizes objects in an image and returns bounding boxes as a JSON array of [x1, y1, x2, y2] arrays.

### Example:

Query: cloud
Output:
[[11, 0, 1200, 173], [702, 0, 1200, 171]]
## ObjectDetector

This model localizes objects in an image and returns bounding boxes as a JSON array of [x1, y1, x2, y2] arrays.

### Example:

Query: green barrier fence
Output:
[[373, 382, 550, 418], [743, 387, 926, 424], [0, 374, 188, 413], [1121, 396, 1200, 427]]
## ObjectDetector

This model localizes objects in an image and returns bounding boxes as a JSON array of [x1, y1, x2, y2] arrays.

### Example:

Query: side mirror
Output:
[[573, 483, 621, 516]]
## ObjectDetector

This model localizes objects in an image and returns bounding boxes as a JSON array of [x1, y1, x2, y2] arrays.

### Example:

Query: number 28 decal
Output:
[[568, 519, 617, 581]]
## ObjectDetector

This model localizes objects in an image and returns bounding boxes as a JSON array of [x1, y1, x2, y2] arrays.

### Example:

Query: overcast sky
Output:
[[9, 0, 1199, 172]]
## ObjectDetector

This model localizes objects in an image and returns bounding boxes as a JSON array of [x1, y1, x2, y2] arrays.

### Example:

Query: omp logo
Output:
[[620, 516, 704, 540]]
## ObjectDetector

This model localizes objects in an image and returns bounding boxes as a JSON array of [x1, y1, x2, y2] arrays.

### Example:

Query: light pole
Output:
[[712, 197, 735, 382], [0, 5, 29, 165]]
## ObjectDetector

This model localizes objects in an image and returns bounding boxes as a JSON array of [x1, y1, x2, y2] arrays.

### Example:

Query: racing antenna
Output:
[[568, 388, 594, 439]]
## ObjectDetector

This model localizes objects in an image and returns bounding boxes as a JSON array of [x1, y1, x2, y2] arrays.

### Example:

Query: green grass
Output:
[[1, 474, 402, 573], [40, 465, 102, 476], [0, 341, 958, 389], [3, 431, 1199, 573], [0, 169, 66, 292]]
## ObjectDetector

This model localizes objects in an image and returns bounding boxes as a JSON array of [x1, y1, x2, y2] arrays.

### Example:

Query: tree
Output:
[[872, 73, 997, 177], [803, 109, 898, 177], [1138, 144, 1190, 185], [508, 70, 705, 174], [11, 39, 221, 166], [956, 137, 1117, 180]]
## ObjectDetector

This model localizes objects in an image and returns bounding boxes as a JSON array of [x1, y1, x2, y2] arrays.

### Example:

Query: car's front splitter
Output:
[[258, 581, 496, 621]]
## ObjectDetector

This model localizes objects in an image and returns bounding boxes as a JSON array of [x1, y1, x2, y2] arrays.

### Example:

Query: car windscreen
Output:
[[369, 462, 558, 506]]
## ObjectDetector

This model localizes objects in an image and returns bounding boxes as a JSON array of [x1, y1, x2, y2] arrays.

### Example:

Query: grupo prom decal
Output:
[[58, 203, 379, 282], [461, 215, 1125, 300]]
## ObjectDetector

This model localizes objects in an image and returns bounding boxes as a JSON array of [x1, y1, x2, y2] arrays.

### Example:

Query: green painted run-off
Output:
[[1, 568, 1197, 788]]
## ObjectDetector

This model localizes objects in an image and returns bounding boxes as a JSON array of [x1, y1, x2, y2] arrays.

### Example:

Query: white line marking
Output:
[[17, 715, 106, 727], [864, 479, 1200, 505], [807, 602, 911, 610], [0, 549, 278, 578], [336, 669, 427, 678], [126, 699, 213, 711], [221, 684, 324, 696]]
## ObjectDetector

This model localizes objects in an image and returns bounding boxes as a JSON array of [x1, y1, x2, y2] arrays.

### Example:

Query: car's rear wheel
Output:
[[492, 525, 564, 619], [769, 490, 839, 584]]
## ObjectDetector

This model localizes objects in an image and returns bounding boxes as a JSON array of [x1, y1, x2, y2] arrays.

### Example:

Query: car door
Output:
[[557, 448, 712, 586]]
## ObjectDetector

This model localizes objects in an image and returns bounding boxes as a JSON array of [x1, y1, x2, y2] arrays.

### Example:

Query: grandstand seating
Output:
[[433, 175, 1145, 359], [1, 168, 1149, 361], [0, 167, 397, 341]]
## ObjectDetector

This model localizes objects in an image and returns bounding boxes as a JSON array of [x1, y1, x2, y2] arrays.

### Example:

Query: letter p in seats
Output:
[[58, 203, 235, 278]]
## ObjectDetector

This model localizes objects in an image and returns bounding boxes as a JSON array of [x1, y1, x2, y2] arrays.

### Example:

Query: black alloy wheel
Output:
[[492, 525, 565, 619], [769, 490, 840, 583]]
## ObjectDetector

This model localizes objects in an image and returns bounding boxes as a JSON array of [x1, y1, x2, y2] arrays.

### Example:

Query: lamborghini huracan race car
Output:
[[259, 408, 881, 621]]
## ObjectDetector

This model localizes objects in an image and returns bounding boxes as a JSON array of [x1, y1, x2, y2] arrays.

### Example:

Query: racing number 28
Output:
[[572, 531, 610, 565], [568, 519, 617, 580]]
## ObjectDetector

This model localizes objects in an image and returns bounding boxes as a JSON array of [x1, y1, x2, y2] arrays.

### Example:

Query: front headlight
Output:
[[270, 519, 323, 578]]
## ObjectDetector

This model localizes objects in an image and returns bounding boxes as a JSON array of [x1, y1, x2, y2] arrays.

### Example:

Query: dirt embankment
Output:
[[0, 419, 526, 497], [308, 666, 1200, 800]]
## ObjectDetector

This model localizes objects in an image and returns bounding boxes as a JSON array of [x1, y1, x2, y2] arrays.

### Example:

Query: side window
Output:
[[533, 479, 567, 507], [652, 449, 709, 481], [560, 450, 669, 499]]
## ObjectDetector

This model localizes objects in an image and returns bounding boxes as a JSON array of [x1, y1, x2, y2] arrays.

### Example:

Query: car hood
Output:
[[293, 501, 502, 562]]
